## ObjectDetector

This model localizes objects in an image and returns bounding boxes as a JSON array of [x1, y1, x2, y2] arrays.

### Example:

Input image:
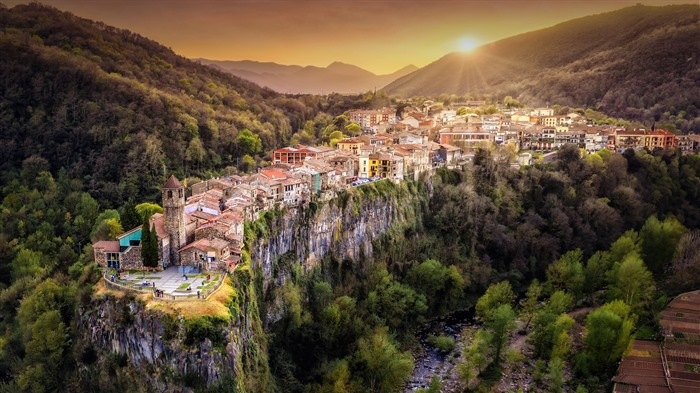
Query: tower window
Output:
[[168, 190, 173, 199]]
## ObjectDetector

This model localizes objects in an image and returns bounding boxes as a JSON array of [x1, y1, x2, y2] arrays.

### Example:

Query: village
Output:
[[91, 103, 700, 299]]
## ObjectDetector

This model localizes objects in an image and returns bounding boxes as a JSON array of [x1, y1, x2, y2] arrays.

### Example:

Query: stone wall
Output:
[[120, 246, 144, 270]]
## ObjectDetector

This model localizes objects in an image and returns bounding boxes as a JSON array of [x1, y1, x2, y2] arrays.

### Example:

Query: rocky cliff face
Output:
[[249, 181, 427, 288], [79, 296, 240, 391], [79, 181, 427, 391]]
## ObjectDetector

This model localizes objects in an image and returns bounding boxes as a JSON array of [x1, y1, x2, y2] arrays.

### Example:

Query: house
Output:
[[438, 144, 463, 166], [348, 108, 395, 131], [273, 145, 335, 164], [531, 108, 554, 117], [439, 126, 494, 153], [336, 138, 364, 155]]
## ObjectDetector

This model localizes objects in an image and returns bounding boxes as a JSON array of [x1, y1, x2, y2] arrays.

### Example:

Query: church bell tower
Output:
[[163, 175, 186, 265]]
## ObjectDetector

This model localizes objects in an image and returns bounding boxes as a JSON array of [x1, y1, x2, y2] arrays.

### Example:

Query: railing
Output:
[[102, 269, 227, 302]]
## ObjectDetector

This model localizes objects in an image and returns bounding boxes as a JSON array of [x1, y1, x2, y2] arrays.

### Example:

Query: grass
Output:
[[177, 283, 191, 290], [146, 276, 234, 319], [136, 276, 161, 279]]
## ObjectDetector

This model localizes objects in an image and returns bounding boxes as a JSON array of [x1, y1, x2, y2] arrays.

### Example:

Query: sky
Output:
[[3, 0, 689, 74]]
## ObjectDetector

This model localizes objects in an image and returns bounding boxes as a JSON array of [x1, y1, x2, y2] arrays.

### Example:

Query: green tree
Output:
[[583, 251, 612, 298], [607, 253, 655, 313], [486, 304, 517, 363], [407, 259, 465, 314], [17, 310, 69, 393], [458, 329, 492, 388], [354, 328, 413, 392], [416, 375, 441, 393], [530, 311, 574, 360], [237, 128, 262, 156], [120, 200, 142, 231], [582, 301, 635, 374], [11, 248, 45, 281], [140, 219, 158, 268], [546, 357, 566, 393], [239, 154, 256, 173], [545, 249, 584, 299], [639, 215, 687, 275], [475, 281, 514, 322], [135, 203, 163, 222], [520, 279, 542, 330]]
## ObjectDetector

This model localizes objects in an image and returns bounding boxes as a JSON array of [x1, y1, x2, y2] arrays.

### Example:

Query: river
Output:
[[405, 308, 476, 392]]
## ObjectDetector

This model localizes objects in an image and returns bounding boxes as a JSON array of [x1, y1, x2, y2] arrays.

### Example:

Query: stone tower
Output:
[[163, 175, 186, 265]]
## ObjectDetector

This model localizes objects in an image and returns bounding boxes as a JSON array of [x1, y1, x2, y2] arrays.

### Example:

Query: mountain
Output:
[[196, 58, 418, 94], [0, 3, 331, 205], [383, 4, 700, 131]]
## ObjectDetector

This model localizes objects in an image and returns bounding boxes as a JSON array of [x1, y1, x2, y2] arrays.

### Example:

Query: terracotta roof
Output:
[[150, 213, 168, 240], [179, 239, 209, 252], [163, 175, 181, 189], [93, 240, 120, 252]]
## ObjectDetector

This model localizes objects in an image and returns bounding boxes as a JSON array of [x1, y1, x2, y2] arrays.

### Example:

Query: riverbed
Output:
[[405, 309, 475, 392]]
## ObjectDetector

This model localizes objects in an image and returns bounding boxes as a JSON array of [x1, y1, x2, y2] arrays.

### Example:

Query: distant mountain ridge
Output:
[[382, 4, 700, 130], [196, 59, 418, 94]]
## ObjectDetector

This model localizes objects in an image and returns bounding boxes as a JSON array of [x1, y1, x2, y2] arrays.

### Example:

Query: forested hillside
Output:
[[383, 4, 700, 132], [0, 3, 379, 206], [266, 146, 700, 392]]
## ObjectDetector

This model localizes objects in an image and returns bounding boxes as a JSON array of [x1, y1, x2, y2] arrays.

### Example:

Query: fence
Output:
[[102, 269, 227, 302]]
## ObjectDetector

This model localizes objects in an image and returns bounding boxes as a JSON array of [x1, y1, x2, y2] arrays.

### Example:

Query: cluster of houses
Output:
[[348, 106, 700, 156], [93, 105, 699, 274]]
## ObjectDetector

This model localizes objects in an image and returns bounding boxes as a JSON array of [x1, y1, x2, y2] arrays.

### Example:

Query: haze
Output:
[[3, 0, 686, 74]]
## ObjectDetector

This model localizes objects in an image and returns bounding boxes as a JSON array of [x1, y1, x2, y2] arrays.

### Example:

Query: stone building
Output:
[[163, 175, 186, 265]]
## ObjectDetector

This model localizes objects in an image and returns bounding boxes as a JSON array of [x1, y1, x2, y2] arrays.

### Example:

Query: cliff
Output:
[[78, 180, 428, 391], [247, 180, 428, 288]]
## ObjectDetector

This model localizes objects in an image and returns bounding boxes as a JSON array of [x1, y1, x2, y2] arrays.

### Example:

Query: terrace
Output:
[[102, 265, 228, 301]]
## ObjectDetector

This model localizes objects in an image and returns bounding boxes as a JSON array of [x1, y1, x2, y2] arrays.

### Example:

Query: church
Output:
[[93, 175, 243, 271]]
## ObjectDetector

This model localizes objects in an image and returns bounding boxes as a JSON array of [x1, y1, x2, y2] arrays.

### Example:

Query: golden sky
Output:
[[5, 0, 688, 74]]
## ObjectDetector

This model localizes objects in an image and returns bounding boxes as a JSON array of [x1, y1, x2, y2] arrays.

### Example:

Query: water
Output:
[[405, 308, 476, 392]]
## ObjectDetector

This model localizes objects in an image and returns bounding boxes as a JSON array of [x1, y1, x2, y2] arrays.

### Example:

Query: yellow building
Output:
[[336, 138, 364, 155]]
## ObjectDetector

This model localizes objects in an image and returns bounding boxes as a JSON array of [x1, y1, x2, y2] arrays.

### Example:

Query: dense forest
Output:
[[0, 3, 389, 206], [383, 4, 700, 133], [264, 145, 700, 392]]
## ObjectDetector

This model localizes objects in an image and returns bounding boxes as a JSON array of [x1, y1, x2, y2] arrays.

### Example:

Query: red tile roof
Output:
[[163, 175, 181, 189], [93, 240, 120, 252]]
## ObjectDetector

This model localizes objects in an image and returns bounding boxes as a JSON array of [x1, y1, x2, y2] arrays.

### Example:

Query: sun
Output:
[[458, 37, 479, 52]]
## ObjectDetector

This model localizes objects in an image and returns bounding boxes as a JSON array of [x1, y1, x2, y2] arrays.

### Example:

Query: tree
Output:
[[546, 357, 566, 393], [120, 200, 141, 231], [583, 251, 612, 298], [239, 154, 256, 173], [17, 310, 69, 393], [135, 203, 163, 222], [545, 249, 584, 299], [90, 210, 123, 242], [458, 329, 492, 388], [416, 375, 441, 393], [668, 231, 700, 289], [520, 279, 542, 330], [475, 281, 514, 322], [485, 304, 517, 363], [530, 311, 574, 360], [407, 259, 465, 314], [354, 328, 413, 392], [237, 128, 262, 156], [11, 248, 45, 281], [582, 301, 635, 374], [607, 253, 655, 313], [140, 219, 158, 268], [639, 215, 687, 275]]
